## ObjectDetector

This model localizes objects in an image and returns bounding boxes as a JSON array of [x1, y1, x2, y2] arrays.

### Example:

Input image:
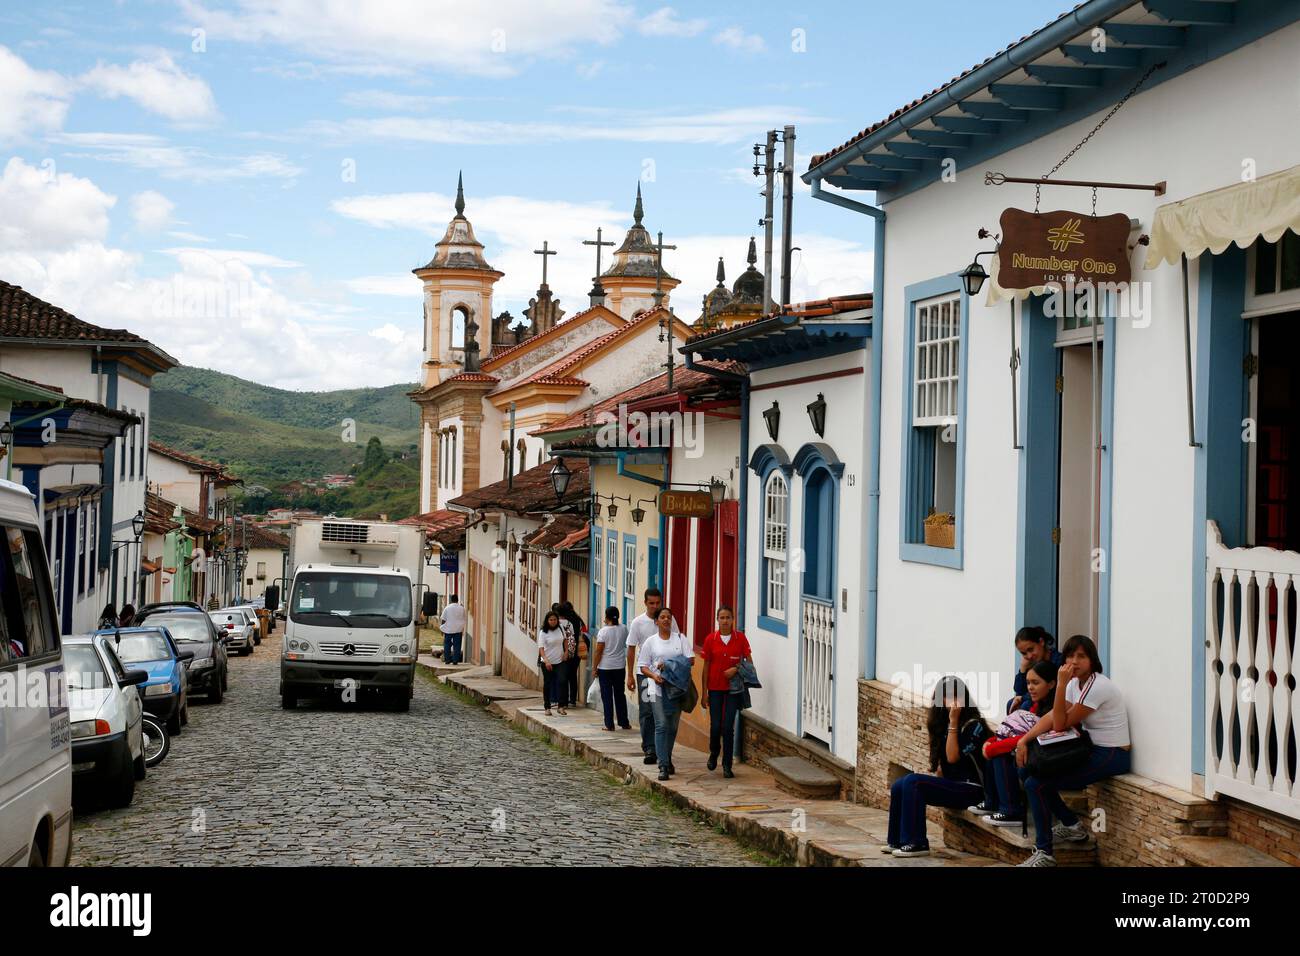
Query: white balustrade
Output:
[[801, 597, 835, 744]]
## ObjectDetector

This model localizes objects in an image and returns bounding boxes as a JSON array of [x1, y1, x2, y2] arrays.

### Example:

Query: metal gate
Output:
[[801, 597, 835, 743]]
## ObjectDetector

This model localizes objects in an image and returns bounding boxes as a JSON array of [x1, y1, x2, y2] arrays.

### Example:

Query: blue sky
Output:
[[1, 0, 1053, 389]]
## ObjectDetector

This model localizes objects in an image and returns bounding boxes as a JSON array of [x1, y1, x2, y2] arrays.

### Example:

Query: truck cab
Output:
[[279, 520, 424, 712]]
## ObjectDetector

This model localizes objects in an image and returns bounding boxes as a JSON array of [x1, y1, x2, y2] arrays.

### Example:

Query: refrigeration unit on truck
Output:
[[280, 518, 426, 711]]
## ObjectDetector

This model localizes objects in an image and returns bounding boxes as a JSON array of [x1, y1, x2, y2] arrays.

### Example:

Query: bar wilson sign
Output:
[[997, 208, 1131, 291], [658, 490, 714, 519]]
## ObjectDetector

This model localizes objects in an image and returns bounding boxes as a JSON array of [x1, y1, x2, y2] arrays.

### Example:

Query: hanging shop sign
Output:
[[439, 552, 459, 574], [658, 489, 714, 519], [997, 207, 1132, 291]]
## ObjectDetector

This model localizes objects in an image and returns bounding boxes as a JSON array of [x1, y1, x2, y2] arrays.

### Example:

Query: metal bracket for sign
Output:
[[984, 172, 1166, 197]]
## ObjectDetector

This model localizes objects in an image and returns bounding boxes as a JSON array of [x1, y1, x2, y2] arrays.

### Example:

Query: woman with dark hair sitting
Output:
[[1015, 634, 1130, 867], [975, 660, 1058, 827], [1009, 625, 1061, 712], [884, 676, 991, 858]]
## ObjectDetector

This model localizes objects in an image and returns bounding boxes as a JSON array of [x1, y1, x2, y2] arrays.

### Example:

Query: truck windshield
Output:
[[290, 572, 412, 627]]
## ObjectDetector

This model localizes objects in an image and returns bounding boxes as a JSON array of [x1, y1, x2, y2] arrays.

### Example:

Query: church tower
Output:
[[599, 184, 679, 320], [412, 174, 504, 388]]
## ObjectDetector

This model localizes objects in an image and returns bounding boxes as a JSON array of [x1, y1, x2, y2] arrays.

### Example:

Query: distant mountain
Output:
[[149, 366, 422, 510]]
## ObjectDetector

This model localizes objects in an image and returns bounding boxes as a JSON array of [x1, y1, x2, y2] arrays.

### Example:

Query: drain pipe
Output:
[[810, 179, 884, 681]]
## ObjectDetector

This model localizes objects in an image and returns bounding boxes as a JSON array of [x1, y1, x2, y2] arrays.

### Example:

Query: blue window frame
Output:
[[900, 273, 969, 569], [621, 533, 637, 625], [647, 540, 659, 592], [749, 443, 792, 636]]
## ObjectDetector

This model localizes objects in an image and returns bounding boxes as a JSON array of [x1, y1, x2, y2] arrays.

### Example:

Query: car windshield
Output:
[[150, 614, 210, 643], [110, 632, 172, 663], [64, 644, 106, 690], [290, 572, 411, 627]]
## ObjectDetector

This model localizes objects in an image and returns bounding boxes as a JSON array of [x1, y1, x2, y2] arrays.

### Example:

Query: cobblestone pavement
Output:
[[71, 643, 760, 866]]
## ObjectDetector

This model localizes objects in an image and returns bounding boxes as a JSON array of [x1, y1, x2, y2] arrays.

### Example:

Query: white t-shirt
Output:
[[595, 624, 629, 670], [439, 603, 466, 633], [538, 628, 567, 665], [626, 611, 680, 652], [1066, 672, 1130, 748], [635, 632, 692, 700]]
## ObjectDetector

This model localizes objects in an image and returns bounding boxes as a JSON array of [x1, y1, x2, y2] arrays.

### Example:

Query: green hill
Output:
[[149, 366, 422, 516]]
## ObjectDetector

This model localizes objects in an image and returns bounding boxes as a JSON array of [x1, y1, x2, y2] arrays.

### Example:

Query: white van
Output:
[[0, 478, 73, 866]]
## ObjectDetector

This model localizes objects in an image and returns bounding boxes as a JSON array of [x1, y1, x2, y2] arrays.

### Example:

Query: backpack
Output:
[[995, 708, 1039, 739]]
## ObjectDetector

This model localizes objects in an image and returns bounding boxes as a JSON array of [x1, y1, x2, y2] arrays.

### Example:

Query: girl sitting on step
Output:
[[970, 660, 1058, 827], [884, 676, 991, 859]]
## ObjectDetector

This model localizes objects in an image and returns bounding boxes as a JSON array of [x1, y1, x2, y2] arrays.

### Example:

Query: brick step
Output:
[[1171, 836, 1292, 867], [942, 808, 1100, 866], [767, 756, 841, 800]]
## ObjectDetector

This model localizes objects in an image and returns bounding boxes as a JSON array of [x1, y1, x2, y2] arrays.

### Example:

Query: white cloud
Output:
[[80, 54, 219, 123], [638, 7, 708, 37], [0, 157, 115, 251], [0, 45, 72, 143], [305, 105, 821, 147], [369, 323, 406, 344], [130, 190, 175, 232], [575, 61, 604, 81], [345, 274, 417, 296], [53, 131, 303, 182], [180, 0, 632, 78], [162, 247, 304, 269], [714, 27, 765, 54], [340, 89, 457, 111]]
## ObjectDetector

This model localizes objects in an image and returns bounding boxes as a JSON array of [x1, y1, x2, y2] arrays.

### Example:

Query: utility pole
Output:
[[780, 124, 796, 308], [753, 131, 777, 311]]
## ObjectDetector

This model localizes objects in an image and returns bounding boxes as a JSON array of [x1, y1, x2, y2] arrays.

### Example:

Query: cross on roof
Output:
[[582, 227, 614, 283], [533, 240, 557, 286]]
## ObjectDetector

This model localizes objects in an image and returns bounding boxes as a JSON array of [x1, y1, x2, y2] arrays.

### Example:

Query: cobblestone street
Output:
[[71, 645, 761, 866]]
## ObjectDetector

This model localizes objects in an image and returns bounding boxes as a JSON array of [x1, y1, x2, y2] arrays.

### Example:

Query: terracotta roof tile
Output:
[[481, 304, 623, 369], [448, 457, 589, 515]]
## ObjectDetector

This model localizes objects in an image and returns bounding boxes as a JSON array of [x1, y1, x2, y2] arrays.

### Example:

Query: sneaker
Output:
[[967, 801, 995, 816], [642, 755, 658, 765], [667, 763, 676, 774], [723, 768, 735, 779], [707, 755, 718, 771], [880, 844, 898, 855], [1018, 849, 1057, 867], [987, 813, 1025, 827], [657, 770, 670, 781], [1053, 821, 1089, 843], [891, 844, 931, 858]]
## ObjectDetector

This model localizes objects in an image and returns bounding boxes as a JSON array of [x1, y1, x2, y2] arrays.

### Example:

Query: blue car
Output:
[[95, 626, 192, 736]]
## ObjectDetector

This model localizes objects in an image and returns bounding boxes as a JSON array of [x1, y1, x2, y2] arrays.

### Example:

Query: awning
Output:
[[1145, 164, 1300, 269]]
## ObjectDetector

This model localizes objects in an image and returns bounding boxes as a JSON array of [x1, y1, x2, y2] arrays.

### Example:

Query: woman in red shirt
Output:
[[699, 605, 752, 778]]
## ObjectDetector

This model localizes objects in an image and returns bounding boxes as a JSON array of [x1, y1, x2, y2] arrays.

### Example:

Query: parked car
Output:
[[231, 605, 263, 645], [65, 635, 148, 809], [95, 626, 192, 735], [131, 600, 204, 622], [209, 608, 256, 655], [0, 478, 73, 866], [135, 608, 228, 704]]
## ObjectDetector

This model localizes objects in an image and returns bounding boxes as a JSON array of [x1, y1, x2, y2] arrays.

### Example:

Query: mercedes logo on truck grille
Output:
[[342, 643, 356, 656]]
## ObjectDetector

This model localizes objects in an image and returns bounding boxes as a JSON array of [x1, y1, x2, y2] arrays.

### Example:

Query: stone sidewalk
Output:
[[419, 661, 1002, 867]]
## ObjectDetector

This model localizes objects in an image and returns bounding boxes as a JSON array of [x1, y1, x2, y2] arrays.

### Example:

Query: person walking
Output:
[[97, 603, 118, 630], [635, 606, 693, 781], [591, 606, 631, 731], [699, 605, 751, 778], [625, 588, 680, 767], [538, 611, 569, 716], [560, 600, 587, 708], [438, 596, 466, 665]]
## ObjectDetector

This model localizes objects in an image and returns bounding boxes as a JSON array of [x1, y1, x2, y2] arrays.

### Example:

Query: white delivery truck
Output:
[[280, 518, 426, 712]]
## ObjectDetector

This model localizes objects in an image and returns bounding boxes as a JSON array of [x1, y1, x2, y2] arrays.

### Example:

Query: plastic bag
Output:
[[587, 678, 601, 707]]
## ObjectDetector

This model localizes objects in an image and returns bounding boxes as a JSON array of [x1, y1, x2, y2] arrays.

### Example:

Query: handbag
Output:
[[1025, 675, 1096, 778]]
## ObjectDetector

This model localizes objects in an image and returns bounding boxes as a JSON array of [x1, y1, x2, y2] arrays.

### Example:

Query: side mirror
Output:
[[178, 650, 195, 664], [123, 669, 150, 687]]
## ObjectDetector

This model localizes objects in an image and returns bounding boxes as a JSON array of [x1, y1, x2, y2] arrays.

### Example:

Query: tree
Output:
[[361, 436, 386, 476]]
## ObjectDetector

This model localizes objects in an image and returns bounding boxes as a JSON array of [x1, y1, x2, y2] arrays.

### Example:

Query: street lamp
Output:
[[130, 509, 145, 540], [762, 401, 780, 442], [959, 259, 990, 297], [709, 477, 726, 504], [549, 457, 572, 503], [806, 393, 827, 438]]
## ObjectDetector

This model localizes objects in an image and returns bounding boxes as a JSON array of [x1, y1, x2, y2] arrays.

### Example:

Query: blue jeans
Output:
[[636, 674, 656, 757], [1024, 745, 1131, 852], [708, 690, 740, 769], [983, 753, 1024, 816], [887, 773, 983, 849], [443, 631, 462, 664], [541, 662, 567, 709], [650, 694, 682, 771], [598, 668, 630, 729]]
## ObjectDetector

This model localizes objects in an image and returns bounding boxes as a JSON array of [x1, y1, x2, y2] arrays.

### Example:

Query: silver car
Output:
[[208, 609, 256, 656]]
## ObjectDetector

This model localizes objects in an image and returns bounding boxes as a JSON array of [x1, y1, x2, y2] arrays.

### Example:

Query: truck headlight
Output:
[[399, 643, 410, 653], [387, 644, 398, 654], [144, 683, 174, 697]]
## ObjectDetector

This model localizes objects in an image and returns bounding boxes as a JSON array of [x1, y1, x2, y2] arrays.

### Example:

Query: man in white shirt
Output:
[[624, 588, 680, 765], [438, 596, 466, 665]]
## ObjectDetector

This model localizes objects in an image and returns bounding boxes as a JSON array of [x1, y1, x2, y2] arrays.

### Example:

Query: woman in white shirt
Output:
[[1015, 634, 1131, 868], [635, 607, 693, 781], [538, 611, 569, 716], [591, 606, 631, 732]]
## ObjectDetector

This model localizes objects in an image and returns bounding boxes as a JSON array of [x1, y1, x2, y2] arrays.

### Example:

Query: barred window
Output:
[[763, 471, 788, 617]]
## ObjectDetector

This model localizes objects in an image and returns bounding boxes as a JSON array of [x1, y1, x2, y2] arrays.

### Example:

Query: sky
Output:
[[1, 0, 1054, 390]]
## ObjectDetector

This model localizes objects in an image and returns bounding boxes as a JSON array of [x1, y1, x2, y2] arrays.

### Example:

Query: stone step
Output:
[[767, 755, 842, 800], [1171, 835, 1292, 867], [942, 808, 1100, 866]]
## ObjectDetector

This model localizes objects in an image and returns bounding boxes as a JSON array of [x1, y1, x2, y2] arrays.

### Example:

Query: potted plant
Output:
[[923, 510, 955, 549]]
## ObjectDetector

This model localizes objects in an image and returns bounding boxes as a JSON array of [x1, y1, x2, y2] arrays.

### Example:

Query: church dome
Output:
[[731, 236, 765, 304], [417, 173, 496, 273], [602, 184, 675, 281]]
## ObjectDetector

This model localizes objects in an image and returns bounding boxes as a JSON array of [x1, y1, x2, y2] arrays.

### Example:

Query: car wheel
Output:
[[167, 712, 182, 736], [181, 702, 190, 726], [281, 691, 297, 710], [222, 669, 229, 692], [133, 750, 147, 782], [392, 692, 410, 713], [108, 753, 136, 809], [242, 646, 252, 657], [209, 676, 224, 704], [28, 839, 46, 867]]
